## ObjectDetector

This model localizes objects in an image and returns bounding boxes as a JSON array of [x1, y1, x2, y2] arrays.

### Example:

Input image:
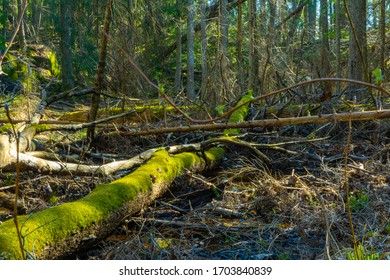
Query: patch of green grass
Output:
[[48, 50, 60, 77], [277, 253, 290, 260], [47, 195, 60, 204], [346, 243, 381, 260]]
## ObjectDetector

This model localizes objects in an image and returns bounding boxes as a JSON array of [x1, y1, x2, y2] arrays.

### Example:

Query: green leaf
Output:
[[372, 68, 383, 85], [215, 105, 225, 116]]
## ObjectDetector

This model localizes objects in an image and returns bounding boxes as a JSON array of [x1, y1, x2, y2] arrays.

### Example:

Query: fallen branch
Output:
[[0, 92, 253, 260], [117, 109, 390, 136]]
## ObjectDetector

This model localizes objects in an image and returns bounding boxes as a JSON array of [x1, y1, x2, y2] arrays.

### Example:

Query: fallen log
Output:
[[0, 147, 224, 259], [0, 93, 252, 259], [0, 142, 212, 176]]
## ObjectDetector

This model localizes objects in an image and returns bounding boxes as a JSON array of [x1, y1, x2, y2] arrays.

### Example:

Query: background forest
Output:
[[1, 0, 387, 102], [0, 0, 389, 260]]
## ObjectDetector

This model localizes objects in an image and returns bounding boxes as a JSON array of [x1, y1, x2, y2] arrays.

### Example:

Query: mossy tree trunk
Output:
[[0, 93, 253, 260], [0, 147, 225, 259]]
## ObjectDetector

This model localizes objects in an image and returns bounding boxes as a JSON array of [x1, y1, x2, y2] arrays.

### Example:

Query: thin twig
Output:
[[4, 104, 26, 259], [343, 111, 359, 259]]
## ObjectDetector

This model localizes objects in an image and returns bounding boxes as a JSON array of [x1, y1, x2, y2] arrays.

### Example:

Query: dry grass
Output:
[[1, 118, 389, 260], [91, 124, 390, 260]]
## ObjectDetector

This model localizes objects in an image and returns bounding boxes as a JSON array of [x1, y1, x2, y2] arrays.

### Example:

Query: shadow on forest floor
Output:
[[79, 124, 390, 260], [1, 113, 389, 260]]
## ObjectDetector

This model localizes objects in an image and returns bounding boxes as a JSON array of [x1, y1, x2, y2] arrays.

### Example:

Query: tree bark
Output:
[[319, 0, 331, 78], [220, 0, 229, 56], [248, 0, 259, 93], [174, 0, 182, 93], [346, 0, 368, 92], [308, 0, 316, 47], [17, 0, 26, 52], [380, 0, 386, 79], [335, 0, 341, 92], [157, 0, 246, 63], [58, 0, 75, 91], [87, 0, 113, 141], [186, 0, 196, 100], [200, 0, 208, 98], [237, 0, 244, 94], [31, 0, 43, 39]]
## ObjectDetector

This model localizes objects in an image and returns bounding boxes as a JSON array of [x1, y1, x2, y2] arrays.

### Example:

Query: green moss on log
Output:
[[224, 92, 253, 136], [58, 105, 192, 123], [0, 147, 224, 259], [31, 124, 51, 133], [0, 124, 13, 134]]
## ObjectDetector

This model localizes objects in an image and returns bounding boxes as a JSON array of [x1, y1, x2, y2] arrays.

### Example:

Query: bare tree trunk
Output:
[[380, 0, 386, 79], [248, 0, 259, 93], [220, 0, 229, 56], [200, 0, 208, 98], [286, 0, 298, 46], [347, 0, 367, 91], [186, 0, 196, 100], [31, 0, 43, 39], [308, 0, 316, 47], [319, 0, 331, 78], [237, 0, 244, 94], [58, 0, 75, 91], [17, 0, 26, 52], [335, 0, 341, 92], [87, 0, 113, 142], [174, 0, 182, 93], [268, 0, 277, 40], [1, 0, 10, 41]]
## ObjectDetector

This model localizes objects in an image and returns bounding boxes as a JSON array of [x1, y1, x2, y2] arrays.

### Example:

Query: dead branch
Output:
[[35, 109, 139, 132], [118, 109, 390, 136], [0, 142, 208, 176]]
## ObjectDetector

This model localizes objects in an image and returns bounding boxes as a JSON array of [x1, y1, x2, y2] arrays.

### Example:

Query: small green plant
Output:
[[215, 105, 225, 116], [346, 243, 381, 260], [372, 68, 383, 86], [277, 253, 290, 260], [2, 173, 15, 185], [257, 237, 268, 247], [48, 50, 60, 77], [349, 191, 369, 212], [154, 237, 172, 250], [47, 195, 60, 204]]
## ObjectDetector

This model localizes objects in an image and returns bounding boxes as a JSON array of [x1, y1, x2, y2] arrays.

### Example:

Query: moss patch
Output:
[[224, 92, 253, 136], [58, 105, 192, 123], [0, 147, 224, 259]]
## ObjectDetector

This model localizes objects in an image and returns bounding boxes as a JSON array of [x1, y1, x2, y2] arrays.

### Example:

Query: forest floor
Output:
[[1, 44, 390, 260], [89, 127, 390, 260], [2, 107, 389, 260]]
